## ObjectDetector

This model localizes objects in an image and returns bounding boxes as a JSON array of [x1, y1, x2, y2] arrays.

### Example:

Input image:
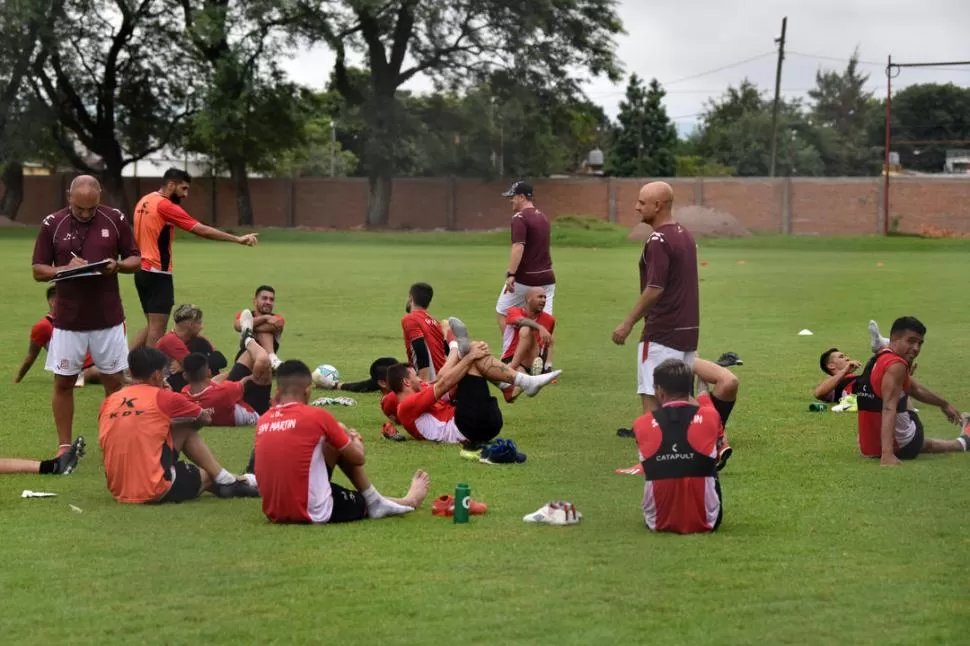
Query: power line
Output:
[[662, 51, 776, 85]]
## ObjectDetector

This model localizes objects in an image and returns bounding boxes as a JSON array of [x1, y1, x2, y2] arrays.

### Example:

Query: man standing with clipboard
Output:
[[31, 175, 141, 455]]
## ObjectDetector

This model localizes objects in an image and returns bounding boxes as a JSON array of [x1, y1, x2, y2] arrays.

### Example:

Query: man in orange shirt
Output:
[[98, 346, 258, 504], [130, 168, 259, 350]]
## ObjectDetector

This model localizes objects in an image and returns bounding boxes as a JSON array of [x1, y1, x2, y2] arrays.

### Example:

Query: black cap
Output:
[[502, 180, 534, 199]]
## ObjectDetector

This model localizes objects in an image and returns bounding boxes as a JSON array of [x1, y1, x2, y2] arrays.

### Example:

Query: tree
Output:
[[180, 0, 311, 224], [297, 0, 623, 226], [29, 0, 198, 213], [273, 93, 358, 177], [807, 50, 880, 176], [878, 83, 970, 173], [606, 75, 677, 177]]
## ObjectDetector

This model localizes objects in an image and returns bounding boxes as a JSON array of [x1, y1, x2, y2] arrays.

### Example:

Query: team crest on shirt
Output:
[[648, 232, 666, 244], [102, 229, 110, 237], [58, 359, 69, 370]]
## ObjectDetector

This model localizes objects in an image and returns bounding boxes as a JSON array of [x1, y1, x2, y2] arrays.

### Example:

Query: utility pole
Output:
[[768, 16, 787, 178]]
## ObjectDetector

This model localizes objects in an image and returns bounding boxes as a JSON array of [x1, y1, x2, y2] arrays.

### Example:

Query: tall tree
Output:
[[297, 0, 623, 226], [29, 0, 197, 213], [877, 83, 970, 173], [180, 0, 310, 224], [606, 74, 677, 177], [808, 50, 880, 176]]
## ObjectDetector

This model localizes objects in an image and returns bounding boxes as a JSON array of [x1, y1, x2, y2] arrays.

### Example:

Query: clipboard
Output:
[[51, 259, 112, 282]]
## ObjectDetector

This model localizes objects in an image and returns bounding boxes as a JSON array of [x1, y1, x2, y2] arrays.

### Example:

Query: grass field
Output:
[[2, 224, 969, 645]]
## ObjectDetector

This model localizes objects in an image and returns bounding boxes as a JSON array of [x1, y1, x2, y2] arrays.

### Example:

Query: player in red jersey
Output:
[[14, 286, 99, 387], [253, 360, 430, 524], [815, 320, 893, 403], [402, 282, 450, 381], [233, 285, 284, 371], [387, 317, 561, 446], [502, 286, 556, 375], [634, 359, 723, 534], [855, 316, 969, 466]]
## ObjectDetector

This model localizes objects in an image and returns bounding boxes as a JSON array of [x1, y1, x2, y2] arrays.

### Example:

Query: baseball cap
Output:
[[502, 181, 534, 199]]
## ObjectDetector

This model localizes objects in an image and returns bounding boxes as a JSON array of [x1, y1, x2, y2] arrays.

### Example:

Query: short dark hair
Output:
[[386, 363, 411, 394], [409, 282, 433, 309], [182, 353, 209, 382], [370, 357, 400, 382], [890, 316, 926, 338], [128, 347, 168, 381], [255, 285, 275, 297], [653, 359, 693, 398], [46, 285, 56, 300], [276, 359, 312, 393], [819, 347, 839, 375], [162, 168, 192, 184]]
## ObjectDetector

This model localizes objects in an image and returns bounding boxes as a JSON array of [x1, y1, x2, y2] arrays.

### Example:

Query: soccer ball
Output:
[[312, 364, 340, 389]]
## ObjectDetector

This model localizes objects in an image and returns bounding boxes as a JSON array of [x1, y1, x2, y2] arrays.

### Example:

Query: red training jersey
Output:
[[633, 398, 721, 534], [402, 308, 448, 380], [856, 350, 913, 457], [181, 381, 254, 427], [254, 402, 352, 524], [133, 192, 200, 273], [501, 307, 555, 361], [31, 315, 93, 369], [156, 331, 190, 363], [395, 383, 465, 443]]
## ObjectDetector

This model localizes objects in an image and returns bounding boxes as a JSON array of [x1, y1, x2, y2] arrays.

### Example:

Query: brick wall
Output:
[[8, 174, 970, 235]]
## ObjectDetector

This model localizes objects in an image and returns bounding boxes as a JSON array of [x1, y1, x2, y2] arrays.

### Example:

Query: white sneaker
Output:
[[239, 309, 254, 337], [523, 501, 582, 525], [530, 357, 544, 376], [74, 374, 85, 388]]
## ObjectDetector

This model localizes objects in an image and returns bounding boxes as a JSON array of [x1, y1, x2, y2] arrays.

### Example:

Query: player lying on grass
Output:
[[253, 359, 429, 524], [0, 437, 85, 476], [815, 320, 894, 403], [233, 284, 284, 373], [98, 347, 259, 504], [855, 316, 970, 466], [386, 317, 561, 447], [501, 286, 556, 386], [309, 356, 408, 441], [14, 286, 100, 388], [179, 325, 276, 426], [634, 358, 725, 534], [402, 282, 451, 382]]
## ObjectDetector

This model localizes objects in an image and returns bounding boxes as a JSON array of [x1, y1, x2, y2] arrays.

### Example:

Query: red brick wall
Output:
[[7, 174, 970, 235]]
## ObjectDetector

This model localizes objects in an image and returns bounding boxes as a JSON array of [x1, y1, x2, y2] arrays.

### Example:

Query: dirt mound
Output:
[[0, 216, 26, 228], [628, 205, 751, 240]]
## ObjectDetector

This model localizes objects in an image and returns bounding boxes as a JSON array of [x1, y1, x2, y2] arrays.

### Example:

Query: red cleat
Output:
[[503, 386, 522, 403], [382, 422, 406, 442], [431, 494, 488, 517]]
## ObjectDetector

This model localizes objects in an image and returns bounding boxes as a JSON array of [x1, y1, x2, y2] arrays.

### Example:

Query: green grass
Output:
[[1, 229, 968, 645]]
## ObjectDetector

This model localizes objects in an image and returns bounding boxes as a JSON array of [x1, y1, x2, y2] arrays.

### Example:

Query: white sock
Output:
[[449, 341, 459, 352], [497, 381, 513, 390], [544, 361, 552, 371], [868, 320, 888, 353], [368, 498, 415, 519], [214, 469, 236, 486], [513, 372, 529, 388], [244, 336, 256, 348], [268, 353, 281, 369], [361, 485, 383, 507]]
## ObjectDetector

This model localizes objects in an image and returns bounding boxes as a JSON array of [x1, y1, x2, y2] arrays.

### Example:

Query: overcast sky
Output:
[[281, 0, 970, 134]]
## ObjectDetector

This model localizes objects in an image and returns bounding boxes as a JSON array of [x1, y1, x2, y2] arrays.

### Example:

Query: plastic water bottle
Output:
[[809, 403, 827, 412], [454, 483, 471, 524]]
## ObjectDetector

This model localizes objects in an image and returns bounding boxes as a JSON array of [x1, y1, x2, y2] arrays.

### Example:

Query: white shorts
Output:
[[234, 404, 259, 427], [495, 281, 556, 316], [45, 323, 129, 377], [637, 341, 697, 396]]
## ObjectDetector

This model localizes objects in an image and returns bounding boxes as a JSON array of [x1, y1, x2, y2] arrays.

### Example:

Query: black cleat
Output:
[[716, 445, 733, 472], [210, 479, 261, 499], [616, 428, 635, 438], [56, 436, 86, 475], [716, 352, 743, 367]]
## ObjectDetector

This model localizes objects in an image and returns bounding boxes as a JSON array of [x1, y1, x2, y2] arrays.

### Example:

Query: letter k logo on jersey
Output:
[[121, 397, 138, 408]]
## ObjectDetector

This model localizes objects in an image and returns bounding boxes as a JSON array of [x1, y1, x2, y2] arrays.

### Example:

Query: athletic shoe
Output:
[[480, 438, 526, 464], [239, 309, 254, 338], [459, 448, 483, 461], [210, 479, 261, 498], [431, 494, 488, 517], [74, 373, 85, 388], [56, 436, 86, 475], [716, 445, 733, 472], [530, 357, 544, 376], [382, 422, 406, 442], [523, 501, 582, 525], [446, 317, 471, 356], [503, 386, 522, 403], [616, 427, 635, 438], [716, 352, 743, 367]]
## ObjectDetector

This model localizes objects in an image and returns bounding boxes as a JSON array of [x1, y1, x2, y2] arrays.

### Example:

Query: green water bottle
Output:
[[809, 403, 827, 412], [454, 483, 471, 524]]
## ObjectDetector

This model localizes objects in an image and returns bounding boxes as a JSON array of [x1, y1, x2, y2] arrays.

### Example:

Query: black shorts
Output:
[[895, 411, 925, 461], [134, 271, 175, 315], [155, 461, 203, 504], [227, 363, 272, 414], [453, 375, 503, 444], [328, 482, 368, 523]]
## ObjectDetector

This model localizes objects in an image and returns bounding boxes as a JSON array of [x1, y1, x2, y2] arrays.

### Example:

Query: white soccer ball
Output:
[[312, 364, 340, 389]]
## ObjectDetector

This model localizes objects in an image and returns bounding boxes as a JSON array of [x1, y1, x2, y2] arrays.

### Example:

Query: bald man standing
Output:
[[31, 175, 141, 454], [612, 182, 699, 414]]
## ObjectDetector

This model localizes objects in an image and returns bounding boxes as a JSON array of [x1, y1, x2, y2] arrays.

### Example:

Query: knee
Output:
[[53, 377, 76, 394], [719, 373, 740, 400], [517, 326, 531, 340]]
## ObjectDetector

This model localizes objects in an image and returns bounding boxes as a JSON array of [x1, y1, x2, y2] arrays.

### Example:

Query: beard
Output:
[[169, 192, 182, 205]]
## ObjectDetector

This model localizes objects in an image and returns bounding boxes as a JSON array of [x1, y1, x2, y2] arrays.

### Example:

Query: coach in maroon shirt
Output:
[[495, 181, 556, 333], [612, 181, 700, 414], [31, 175, 141, 454]]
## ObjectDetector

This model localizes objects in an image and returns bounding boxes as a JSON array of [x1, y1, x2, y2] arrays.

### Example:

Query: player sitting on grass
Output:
[[634, 358, 724, 534], [387, 317, 561, 447], [816, 320, 893, 404], [156, 304, 229, 392], [855, 316, 970, 466], [233, 285, 284, 373], [0, 437, 86, 476], [402, 282, 450, 382], [98, 347, 259, 504], [253, 359, 429, 524], [501, 286, 556, 387]]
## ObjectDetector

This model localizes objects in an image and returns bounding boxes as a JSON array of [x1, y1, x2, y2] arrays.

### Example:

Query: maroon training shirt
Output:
[[31, 206, 139, 332], [511, 207, 555, 286], [638, 222, 699, 351]]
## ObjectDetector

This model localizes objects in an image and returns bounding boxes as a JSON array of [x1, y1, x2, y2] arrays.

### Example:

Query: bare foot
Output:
[[398, 469, 431, 508]]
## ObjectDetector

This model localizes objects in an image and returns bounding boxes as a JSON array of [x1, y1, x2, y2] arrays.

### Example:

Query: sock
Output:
[[39, 458, 58, 474], [214, 469, 236, 486], [544, 361, 552, 371], [449, 341, 459, 352], [268, 353, 281, 369], [244, 336, 256, 348], [513, 372, 529, 388], [710, 394, 736, 428], [868, 320, 888, 352], [361, 485, 383, 508], [497, 381, 513, 390], [958, 436, 969, 452]]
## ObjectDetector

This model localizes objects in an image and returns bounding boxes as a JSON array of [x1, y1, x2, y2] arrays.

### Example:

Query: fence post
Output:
[[876, 177, 886, 235], [209, 173, 217, 225], [607, 178, 617, 223], [693, 177, 704, 206], [446, 176, 457, 230], [782, 177, 793, 234]]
